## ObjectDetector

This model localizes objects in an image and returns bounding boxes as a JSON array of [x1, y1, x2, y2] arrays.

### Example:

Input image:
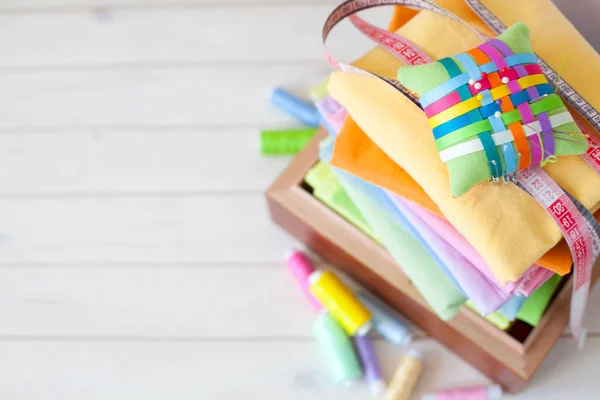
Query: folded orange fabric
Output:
[[387, 5, 419, 32], [331, 115, 600, 276], [332, 117, 443, 218]]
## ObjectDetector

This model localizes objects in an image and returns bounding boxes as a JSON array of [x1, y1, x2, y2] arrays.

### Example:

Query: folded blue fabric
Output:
[[497, 295, 527, 321]]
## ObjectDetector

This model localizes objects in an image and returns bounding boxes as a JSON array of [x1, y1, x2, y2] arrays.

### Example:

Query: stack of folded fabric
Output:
[[306, 0, 600, 330]]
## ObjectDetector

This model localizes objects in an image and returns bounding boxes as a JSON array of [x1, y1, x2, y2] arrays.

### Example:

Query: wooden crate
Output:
[[266, 128, 600, 394]]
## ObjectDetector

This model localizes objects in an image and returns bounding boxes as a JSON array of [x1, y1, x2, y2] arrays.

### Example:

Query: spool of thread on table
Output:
[[285, 251, 323, 311], [385, 349, 423, 400], [313, 312, 362, 386], [260, 128, 317, 155], [422, 384, 503, 400], [357, 290, 412, 346], [269, 88, 321, 127], [354, 334, 385, 395], [308, 270, 372, 336]]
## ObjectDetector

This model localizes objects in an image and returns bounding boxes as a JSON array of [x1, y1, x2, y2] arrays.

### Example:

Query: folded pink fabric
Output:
[[393, 195, 552, 295], [516, 268, 555, 297], [313, 96, 348, 134]]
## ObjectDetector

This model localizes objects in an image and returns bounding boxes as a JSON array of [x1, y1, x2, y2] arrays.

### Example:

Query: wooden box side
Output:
[[522, 258, 600, 376], [267, 190, 529, 393], [266, 130, 538, 393]]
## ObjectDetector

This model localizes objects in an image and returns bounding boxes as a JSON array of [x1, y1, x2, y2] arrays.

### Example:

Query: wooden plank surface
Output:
[[0, 129, 291, 194], [0, 337, 595, 400], [0, 0, 337, 11], [0, 265, 597, 339], [0, 197, 299, 263], [0, 338, 489, 400], [0, 6, 384, 68], [0, 66, 331, 128], [0, 0, 597, 398]]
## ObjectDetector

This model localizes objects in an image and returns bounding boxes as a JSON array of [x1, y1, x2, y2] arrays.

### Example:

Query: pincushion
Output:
[[398, 23, 588, 197]]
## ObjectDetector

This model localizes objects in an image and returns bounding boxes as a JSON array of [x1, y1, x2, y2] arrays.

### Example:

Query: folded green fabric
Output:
[[334, 168, 466, 320], [305, 161, 378, 242], [466, 301, 512, 330], [517, 274, 562, 326]]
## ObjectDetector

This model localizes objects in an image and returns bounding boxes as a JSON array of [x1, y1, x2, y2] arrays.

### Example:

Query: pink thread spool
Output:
[[422, 384, 503, 400], [286, 251, 323, 311]]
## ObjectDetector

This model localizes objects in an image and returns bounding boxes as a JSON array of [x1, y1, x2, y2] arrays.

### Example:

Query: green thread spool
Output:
[[313, 312, 362, 385], [260, 128, 317, 155]]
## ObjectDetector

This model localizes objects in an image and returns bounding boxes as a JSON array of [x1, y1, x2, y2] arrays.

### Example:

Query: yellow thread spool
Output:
[[308, 270, 371, 336], [385, 349, 423, 400]]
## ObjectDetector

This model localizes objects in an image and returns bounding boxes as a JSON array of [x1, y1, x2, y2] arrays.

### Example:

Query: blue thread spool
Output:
[[357, 290, 412, 346], [269, 88, 321, 127]]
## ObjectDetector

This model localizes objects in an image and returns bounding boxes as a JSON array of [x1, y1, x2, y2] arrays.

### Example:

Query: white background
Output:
[[0, 0, 598, 398]]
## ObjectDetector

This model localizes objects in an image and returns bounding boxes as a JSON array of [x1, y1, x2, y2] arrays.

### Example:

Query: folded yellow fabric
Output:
[[331, 115, 600, 276], [328, 0, 600, 284], [387, 5, 419, 32]]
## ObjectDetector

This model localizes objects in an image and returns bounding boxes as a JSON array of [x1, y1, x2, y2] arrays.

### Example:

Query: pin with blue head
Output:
[[269, 88, 321, 127]]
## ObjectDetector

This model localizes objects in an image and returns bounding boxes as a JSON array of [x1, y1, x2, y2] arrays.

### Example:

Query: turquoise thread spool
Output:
[[260, 127, 317, 155], [313, 313, 362, 386]]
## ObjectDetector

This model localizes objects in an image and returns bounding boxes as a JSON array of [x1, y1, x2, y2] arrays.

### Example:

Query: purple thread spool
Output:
[[354, 334, 385, 395]]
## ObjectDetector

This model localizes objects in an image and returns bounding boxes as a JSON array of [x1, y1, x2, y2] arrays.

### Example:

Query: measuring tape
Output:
[[322, 0, 600, 346], [463, 0, 600, 176], [464, 0, 600, 346], [347, 11, 433, 65], [514, 167, 600, 346]]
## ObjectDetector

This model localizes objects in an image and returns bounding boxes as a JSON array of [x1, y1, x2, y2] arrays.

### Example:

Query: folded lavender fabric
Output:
[[388, 193, 510, 315], [396, 196, 552, 296]]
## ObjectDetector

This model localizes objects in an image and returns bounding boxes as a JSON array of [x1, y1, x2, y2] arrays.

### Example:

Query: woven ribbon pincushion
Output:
[[397, 22, 589, 197]]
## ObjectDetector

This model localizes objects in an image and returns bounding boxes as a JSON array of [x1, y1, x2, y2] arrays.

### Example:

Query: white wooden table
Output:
[[0, 1, 598, 398]]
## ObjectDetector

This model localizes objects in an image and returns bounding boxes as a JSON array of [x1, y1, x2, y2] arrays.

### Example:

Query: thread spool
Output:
[[422, 384, 503, 400], [285, 251, 323, 311], [385, 349, 423, 400], [357, 290, 412, 346], [312, 312, 362, 386], [308, 270, 372, 336], [260, 128, 317, 155], [354, 334, 385, 395], [269, 88, 321, 127]]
